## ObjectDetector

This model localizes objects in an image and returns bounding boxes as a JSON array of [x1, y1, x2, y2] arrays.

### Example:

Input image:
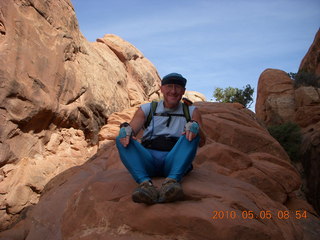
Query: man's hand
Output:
[[184, 121, 199, 141], [118, 122, 133, 147]]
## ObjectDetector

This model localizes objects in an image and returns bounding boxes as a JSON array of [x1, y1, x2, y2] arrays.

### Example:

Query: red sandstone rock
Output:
[[0, 0, 160, 229], [299, 29, 320, 76], [1, 1, 319, 239], [294, 87, 320, 128], [1, 102, 319, 240], [255, 69, 295, 126], [255, 30, 320, 217], [0, 0, 160, 162]]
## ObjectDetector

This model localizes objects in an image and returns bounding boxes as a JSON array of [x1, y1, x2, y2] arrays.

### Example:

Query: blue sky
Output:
[[72, 0, 319, 110]]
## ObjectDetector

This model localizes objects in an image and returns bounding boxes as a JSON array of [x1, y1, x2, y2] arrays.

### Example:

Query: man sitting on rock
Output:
[[116, 73, 206, 204]]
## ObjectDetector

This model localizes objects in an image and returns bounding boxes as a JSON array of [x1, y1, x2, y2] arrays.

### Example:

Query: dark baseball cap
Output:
[[161, 73, 187, 87]]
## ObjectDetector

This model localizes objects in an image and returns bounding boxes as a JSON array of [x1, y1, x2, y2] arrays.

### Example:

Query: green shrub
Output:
[[212, 84, 254, 108], [287, 72, 297, 80], [289, 71, 320, 88], [267, 122, 302, 162]]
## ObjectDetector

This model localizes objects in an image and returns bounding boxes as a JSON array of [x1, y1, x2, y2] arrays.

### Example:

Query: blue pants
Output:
[[116, 136, 200, 184]]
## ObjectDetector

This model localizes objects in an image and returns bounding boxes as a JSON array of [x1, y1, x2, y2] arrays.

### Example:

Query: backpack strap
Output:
[[182, 103, 191, 122], [144, 101, 158, 129], [144, 101, 191, 129]]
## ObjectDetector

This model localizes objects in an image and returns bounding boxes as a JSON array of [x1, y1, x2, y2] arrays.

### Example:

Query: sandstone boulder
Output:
[[0, 0, 160, 230], [0, 127, 97, 229], [0, 0, 160, 164], [1, 102, 319, 240], [255, 69, 295, 126], [183, 91, 206, 103]]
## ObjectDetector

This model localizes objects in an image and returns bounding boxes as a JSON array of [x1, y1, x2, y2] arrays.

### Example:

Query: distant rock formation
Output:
[[184, 91, 207, 103], [1, 102, 319, 240], [255, 29, 320, 216], [0, 0, 160, 229]]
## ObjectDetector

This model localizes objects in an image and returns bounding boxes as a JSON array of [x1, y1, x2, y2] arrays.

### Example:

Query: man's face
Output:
[[160, 84, 186, 108]]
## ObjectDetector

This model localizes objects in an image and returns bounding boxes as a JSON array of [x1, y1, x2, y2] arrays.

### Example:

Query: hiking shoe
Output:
[[132, 181, 158, 205], [158, 178, 184, 203]]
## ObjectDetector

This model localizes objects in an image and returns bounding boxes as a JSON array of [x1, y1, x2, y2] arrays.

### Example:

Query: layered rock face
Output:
[[0, 0, 160, 230], [255, 69, 295, 126], [255, 30, 320, 215], [299, 29, 320, 76], [1, 102, 319, 240]]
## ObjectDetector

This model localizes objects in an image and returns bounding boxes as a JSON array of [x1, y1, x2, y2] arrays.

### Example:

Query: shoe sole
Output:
[[158, 185, 184, 203], [132, 189, 157, 205]]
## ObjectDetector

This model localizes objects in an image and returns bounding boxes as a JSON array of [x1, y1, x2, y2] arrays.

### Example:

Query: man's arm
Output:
[[129, 107, 146, 135], [185, 107, 206, 147], [119, 107, 145, 147]]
